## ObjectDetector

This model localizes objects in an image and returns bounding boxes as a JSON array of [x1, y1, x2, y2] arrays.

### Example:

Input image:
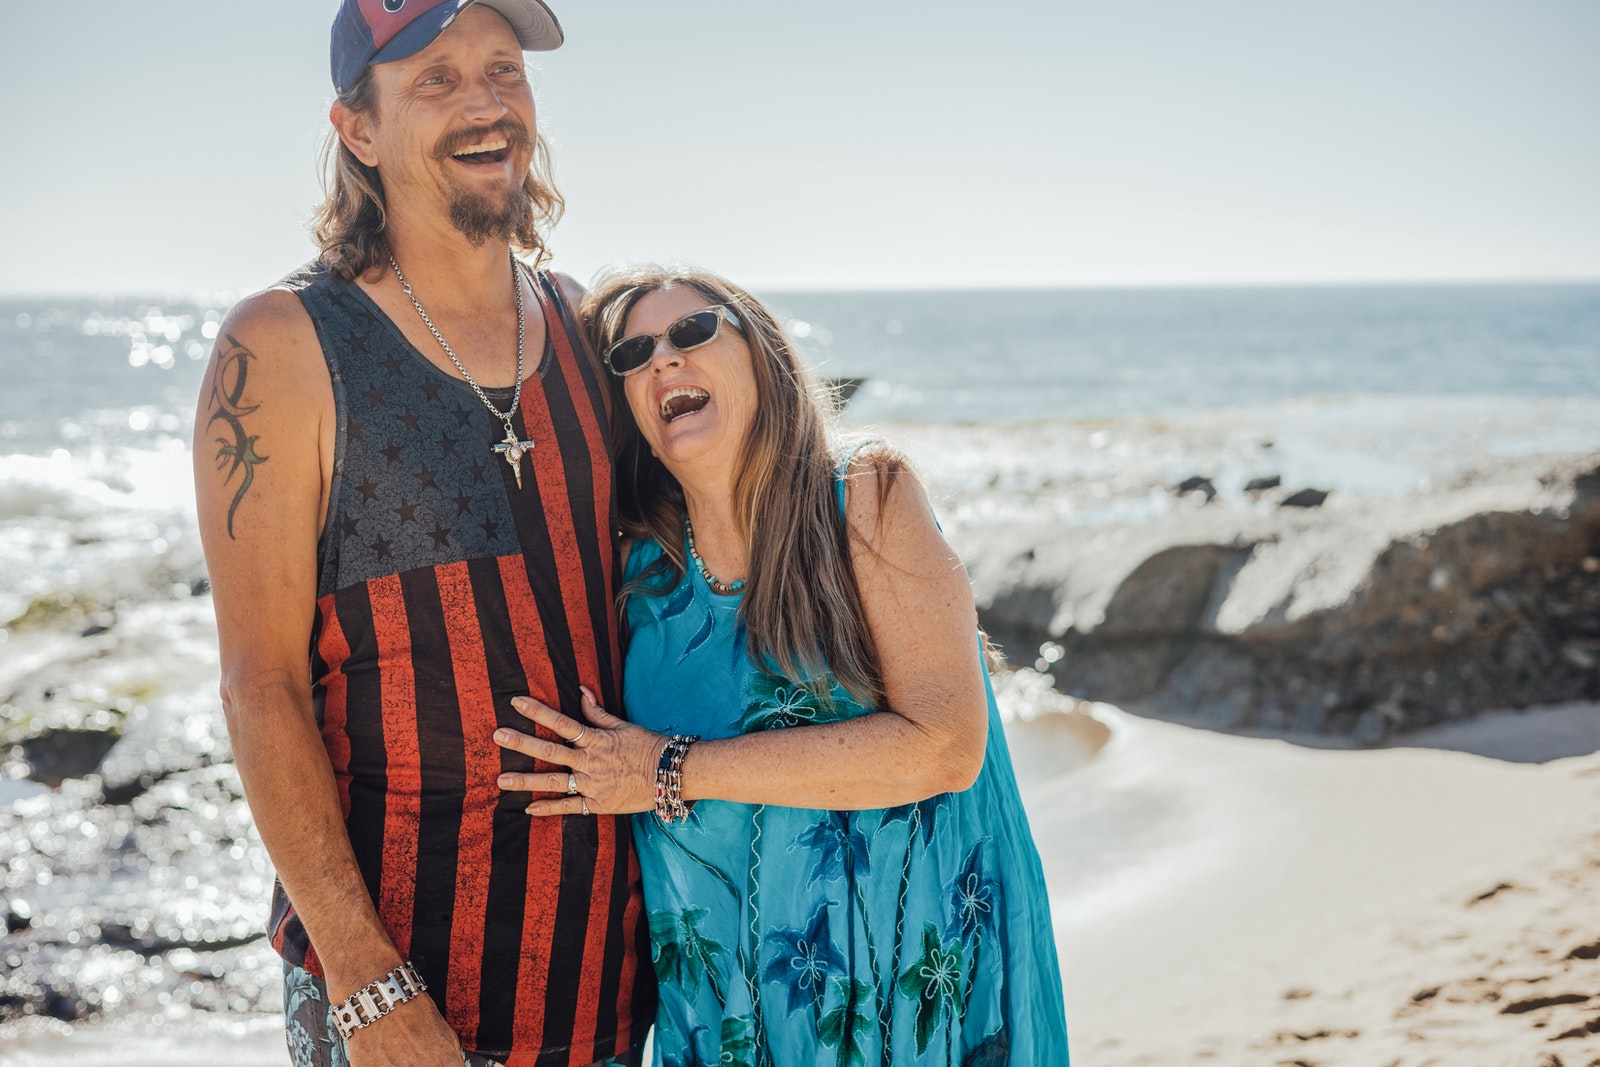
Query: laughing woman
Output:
[[494, 266, 1069, 1065]]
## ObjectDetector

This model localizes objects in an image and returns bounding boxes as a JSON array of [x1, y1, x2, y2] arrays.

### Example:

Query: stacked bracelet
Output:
[[654, 734, 699, 824], [330, 961, 427, 1040]]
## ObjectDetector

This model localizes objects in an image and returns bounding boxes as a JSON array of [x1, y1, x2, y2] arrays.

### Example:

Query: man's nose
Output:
[[460, 73, 509, 121]]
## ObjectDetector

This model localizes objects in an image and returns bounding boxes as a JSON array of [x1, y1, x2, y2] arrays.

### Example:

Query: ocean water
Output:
[[1, 282, 1598, 1055], [4, 282, 1598, 446]]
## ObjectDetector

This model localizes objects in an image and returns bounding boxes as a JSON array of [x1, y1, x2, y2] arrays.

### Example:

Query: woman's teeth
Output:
[[660, 386, 711, 421]]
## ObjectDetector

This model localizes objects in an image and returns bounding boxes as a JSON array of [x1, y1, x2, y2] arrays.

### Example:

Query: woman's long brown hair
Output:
[[584, 265, 902, 708]]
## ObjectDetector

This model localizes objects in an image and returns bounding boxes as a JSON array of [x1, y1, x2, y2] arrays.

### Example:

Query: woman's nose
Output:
[[649, 339, 682, 369]]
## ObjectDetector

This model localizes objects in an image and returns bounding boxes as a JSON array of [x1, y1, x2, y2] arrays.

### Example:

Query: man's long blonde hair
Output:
[[584, 265, 903, 708], [311, 68, 564, 282]]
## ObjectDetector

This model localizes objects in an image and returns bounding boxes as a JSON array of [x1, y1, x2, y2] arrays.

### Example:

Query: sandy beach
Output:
[[1027, 699, 1600, 1066]]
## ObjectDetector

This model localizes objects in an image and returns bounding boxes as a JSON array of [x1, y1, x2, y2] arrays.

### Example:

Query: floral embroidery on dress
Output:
[[738, 671, 853, 732]]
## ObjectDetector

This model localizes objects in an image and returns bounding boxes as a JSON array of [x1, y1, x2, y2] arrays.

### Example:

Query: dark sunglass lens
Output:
[[607, 335, 655, 375], [667, 311, 720, 351]]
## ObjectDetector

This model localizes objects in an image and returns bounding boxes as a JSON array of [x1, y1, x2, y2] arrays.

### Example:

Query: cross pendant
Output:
[[493, 426, 535, 489]]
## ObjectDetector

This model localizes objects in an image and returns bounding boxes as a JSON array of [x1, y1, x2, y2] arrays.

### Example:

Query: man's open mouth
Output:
[[451, 138, 511, 165], [660, 386, 711, 422]]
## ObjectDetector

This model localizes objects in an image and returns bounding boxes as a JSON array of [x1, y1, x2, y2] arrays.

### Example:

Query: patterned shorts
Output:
[[282, 962, 643, 1067]]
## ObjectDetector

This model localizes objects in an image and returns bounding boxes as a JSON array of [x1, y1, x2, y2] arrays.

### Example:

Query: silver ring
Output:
[[580, 797, 590, 816], [570, 725, 588, 745], [566, 773, 578, 795]]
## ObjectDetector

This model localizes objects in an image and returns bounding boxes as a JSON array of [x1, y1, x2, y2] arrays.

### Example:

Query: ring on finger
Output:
[[580, 797, 590, 816], [570, 725, 588, 745], [566, 773, 578, 795]]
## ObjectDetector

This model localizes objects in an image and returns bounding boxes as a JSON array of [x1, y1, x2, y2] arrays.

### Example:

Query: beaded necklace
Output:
[[684, 515, 745, 595]]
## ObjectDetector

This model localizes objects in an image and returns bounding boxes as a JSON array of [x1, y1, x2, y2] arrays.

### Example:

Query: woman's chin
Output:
[[651, 417, 729, 473]]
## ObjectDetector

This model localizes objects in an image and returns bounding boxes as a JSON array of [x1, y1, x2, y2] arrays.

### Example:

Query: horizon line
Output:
[[2, 273, 1598, 305]]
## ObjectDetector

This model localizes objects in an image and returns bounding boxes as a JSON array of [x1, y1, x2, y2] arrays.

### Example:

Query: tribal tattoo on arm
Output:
[[206, 334, 269, 539]]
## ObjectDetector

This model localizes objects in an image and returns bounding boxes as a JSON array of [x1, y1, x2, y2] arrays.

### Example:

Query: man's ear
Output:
[[331, 102, 380, 168]]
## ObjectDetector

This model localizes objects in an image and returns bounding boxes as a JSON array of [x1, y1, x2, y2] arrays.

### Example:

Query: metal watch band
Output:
[[330, 961, 427, 1040]]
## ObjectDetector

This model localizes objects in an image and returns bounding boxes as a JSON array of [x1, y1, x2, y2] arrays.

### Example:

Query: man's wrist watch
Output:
[[330, 961, 428, 1040]]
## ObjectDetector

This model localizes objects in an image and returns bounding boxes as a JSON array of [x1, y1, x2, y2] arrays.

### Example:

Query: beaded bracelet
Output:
[[654, 734, 699, 824]]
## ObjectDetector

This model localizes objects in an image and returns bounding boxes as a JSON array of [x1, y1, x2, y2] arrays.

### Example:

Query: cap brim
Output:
[[466, 0, 564, 51]]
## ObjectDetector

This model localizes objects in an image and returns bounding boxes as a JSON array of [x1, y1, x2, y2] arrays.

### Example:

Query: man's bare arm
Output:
[[194, 291, 461, 1065]]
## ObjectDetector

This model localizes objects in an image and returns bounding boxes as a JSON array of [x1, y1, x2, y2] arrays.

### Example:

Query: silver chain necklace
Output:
[[388, 249, 534, 489]]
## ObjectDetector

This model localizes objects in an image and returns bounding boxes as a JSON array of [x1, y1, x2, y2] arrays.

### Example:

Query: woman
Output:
[[493, 266, 1069, 1065]]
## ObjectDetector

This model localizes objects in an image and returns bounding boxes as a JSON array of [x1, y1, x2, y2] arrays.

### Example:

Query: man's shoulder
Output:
[[544, 269, 587, 310], [211, 268, 329, 385]]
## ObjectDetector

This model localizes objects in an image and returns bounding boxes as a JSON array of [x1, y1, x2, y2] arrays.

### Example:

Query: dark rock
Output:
[[19, 727, 121, 787], [1280, 488, 1330, 508], [966, 454, 1600, 738], [100, 771, 165, 806], [79, 612, 115, 637], [43, 987, 84, 1022], [1245, 475, 1282, 493], [1174, 476, 1217, 502], [4, 898, 34, 933], [99, 920, 264, 956], [189, 577, 211, 597]]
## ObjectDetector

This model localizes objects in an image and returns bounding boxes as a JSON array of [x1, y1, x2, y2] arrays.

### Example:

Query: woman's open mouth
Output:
[[659, 386, 711, 422]]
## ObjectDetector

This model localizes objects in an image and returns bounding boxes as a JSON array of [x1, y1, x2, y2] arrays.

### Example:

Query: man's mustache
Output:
[[433, 120, 532, 161]]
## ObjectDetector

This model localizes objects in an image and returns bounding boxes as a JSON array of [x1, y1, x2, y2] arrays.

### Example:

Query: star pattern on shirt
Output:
[[327, 304, 534, 585]]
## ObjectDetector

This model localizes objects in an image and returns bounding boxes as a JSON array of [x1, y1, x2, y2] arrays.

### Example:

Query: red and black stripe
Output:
[[273, 267, 654, 1063]]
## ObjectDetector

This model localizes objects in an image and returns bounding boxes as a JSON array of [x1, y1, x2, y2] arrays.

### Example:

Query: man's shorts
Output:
[[283, 962, 643, 1067]]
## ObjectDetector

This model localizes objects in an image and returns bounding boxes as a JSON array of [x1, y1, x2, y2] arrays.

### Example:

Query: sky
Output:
[[2, 0, 1597, 295]]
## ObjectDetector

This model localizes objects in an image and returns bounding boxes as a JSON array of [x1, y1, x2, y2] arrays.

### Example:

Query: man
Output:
[[193, 3, 653, 1064]]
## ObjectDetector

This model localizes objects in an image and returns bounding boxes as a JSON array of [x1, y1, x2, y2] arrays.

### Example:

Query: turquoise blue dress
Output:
[[622, 476, 1070, 1067]]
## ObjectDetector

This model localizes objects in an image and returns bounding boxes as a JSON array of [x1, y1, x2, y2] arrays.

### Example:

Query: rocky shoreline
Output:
[[944, 448, 1600, 741]]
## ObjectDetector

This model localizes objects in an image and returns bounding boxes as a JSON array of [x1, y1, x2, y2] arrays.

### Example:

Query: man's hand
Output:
[[342, 992, 465, 1067]]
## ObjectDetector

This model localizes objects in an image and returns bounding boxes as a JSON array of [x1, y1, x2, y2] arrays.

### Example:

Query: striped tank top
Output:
[[269, 263, 654, 1065]]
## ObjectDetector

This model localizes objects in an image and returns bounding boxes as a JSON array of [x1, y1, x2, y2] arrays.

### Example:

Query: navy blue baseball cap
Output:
[[331, 0, 563, 94]]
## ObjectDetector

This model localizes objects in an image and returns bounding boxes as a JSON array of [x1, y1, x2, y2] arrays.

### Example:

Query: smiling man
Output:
[[192, 3, 652, 1065]]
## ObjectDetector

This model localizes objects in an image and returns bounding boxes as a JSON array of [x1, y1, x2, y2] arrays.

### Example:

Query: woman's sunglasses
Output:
[[602, 306, 742, 377]]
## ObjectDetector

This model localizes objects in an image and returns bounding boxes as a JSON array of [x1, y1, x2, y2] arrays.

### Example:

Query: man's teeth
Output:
[[660, 386, 711, 421], [453, 138, 509, 157]]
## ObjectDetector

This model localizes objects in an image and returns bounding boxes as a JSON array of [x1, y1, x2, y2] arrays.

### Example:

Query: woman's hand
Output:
[[494, 687, 667, 816]]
